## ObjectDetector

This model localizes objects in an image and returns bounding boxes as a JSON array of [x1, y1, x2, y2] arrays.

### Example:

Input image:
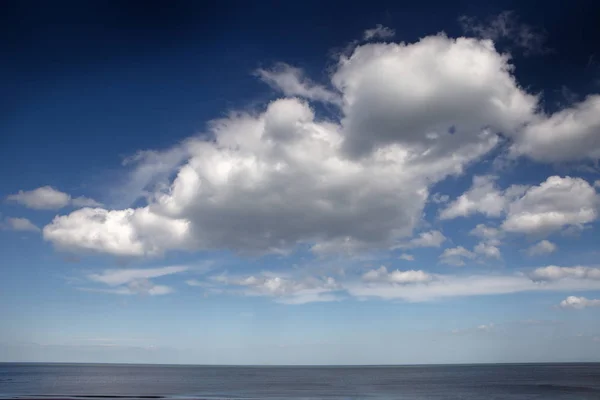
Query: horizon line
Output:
[[2, 361, 600, 367]]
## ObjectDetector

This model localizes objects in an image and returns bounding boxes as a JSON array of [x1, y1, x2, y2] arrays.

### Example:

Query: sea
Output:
[[1, 363, 600, 400]]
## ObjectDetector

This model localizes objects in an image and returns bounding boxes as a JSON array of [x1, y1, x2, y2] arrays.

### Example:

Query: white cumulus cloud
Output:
[[474, 242, 501, 259], [502, 176, 598, 235], [443, 176, 599, 237], [469, 224, 503, 240], [332, 35, 535, 158], [39, 33, 600, 259], [511, 95, 600, 162], [559, 296, 600, 309]]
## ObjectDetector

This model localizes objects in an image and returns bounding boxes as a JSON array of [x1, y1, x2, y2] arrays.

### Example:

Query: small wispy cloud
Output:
[[6, 186, 102, 210], [88, 266, 189, 286], [516, 319, 564, 327], [80, 266, 190, 296], [458, 11, 549, 55], [193, 273, 342, 305], [451, 323, 496, 335], [1, 217, 40, 232], [255, 63, 340, 104], [430, 193, 449, 204], [363, 24, 395, 40], [395, 230, 446, 249], [346, 267, 600, 302], [526, 240, 557, 256], [529, 266, 600, 282], [182, 263, 600, 305], [113, 143, 192, 208], [79, 284, 173, 296], [559, 296, 600, 309]]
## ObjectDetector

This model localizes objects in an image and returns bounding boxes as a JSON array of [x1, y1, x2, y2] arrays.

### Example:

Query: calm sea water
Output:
[[1, 363, 600, 400]]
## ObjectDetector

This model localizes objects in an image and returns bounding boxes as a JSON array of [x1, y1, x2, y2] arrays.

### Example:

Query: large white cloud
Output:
[[332, 35, 536, 158], [40, 33, 600, 258], [43, 90, 494, 256]]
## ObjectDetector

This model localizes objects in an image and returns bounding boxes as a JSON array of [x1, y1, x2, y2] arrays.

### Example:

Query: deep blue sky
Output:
[[1, 0, 600, 364], [3, 0, 599, 188]]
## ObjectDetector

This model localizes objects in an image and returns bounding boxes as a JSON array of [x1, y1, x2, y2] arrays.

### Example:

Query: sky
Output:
[[1, 0, 600, 365]]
